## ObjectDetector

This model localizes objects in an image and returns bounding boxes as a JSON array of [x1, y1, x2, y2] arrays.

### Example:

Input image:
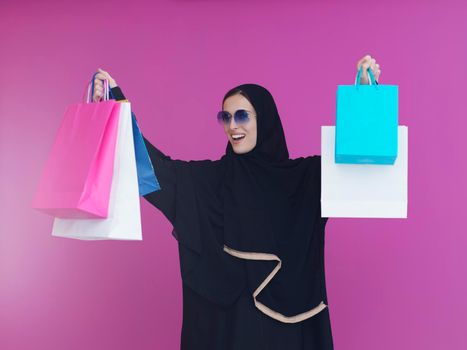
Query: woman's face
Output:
[[222, 94, 257, 154]]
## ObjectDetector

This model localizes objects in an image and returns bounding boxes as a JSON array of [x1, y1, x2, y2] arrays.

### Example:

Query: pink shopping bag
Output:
[[32, 78, 121, 218]]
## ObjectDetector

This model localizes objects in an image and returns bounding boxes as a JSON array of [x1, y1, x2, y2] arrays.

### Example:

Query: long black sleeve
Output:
[[110, 86, 177, 225]]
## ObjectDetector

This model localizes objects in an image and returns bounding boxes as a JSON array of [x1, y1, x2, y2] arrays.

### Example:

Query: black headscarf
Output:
[[147, 83, 329, 323]]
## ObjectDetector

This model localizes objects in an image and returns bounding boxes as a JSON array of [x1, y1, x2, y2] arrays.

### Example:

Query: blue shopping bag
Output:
[[335, 66, 398, 164], [108, 88, 161, 196], [131, 112, 161, 195]]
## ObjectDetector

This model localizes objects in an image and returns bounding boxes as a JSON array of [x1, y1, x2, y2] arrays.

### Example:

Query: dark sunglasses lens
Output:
[[217, 111, 230, 124], [234, 110, 250, 124]]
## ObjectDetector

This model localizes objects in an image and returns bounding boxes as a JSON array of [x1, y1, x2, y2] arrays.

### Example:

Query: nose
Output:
[[228, 116, 239, 129]]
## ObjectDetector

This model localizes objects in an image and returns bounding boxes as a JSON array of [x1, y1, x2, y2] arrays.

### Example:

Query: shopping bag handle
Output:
[[354, 65, 378, 86], [84, 72, 112, 103]]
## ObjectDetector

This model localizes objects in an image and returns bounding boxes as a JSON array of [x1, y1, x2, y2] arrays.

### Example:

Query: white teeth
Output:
[[232, 134, 245, 139]]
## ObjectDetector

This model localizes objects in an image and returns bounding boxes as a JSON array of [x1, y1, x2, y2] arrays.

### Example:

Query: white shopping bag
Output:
[[321, 125, 408, 218], [52, 102, 142, 240]]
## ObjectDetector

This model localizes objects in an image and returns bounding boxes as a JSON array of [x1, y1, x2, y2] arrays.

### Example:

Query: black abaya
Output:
[[181, 284, 334, 349], [110, 86, 334, 349]]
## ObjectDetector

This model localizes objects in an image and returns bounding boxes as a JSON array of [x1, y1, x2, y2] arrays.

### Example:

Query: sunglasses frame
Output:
[[217, 109, 256, 125]]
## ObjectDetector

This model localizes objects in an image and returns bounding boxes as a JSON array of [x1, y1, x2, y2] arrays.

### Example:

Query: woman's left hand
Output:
[[356, 55, 381, 84]]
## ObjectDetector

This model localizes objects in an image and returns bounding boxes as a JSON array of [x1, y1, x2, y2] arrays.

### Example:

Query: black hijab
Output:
[[168, 83, 329, 323]]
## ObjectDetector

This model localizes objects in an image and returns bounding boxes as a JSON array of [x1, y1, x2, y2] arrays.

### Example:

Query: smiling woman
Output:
[[219, 89, 258, 154], [83, 55, 380, 350]]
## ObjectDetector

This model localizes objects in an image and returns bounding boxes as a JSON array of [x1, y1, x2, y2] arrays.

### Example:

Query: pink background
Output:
[[1, 0, 466, 349]]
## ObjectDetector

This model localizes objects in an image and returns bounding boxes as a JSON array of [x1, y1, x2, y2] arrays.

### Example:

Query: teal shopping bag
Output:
[[335, 66, 398, 164]]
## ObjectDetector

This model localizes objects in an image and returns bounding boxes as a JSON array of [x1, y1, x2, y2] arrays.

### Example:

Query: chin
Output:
[[232, 144, 254, 154], [233, 149, 246, 154]]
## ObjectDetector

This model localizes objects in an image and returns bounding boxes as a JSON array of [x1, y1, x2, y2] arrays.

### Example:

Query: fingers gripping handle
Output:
[[355, 65, 378, 86], [85, 72, 111, 103]]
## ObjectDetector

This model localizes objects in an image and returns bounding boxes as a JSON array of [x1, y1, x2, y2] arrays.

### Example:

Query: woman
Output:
[[92, 55, 381, 350]]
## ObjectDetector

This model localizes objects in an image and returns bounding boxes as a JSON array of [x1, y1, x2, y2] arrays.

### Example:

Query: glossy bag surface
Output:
[[32, 100, 121, 218], [336, 67, 398, 164]]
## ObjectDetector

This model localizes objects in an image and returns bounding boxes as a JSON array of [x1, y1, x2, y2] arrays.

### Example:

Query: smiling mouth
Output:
[[231, 134, 246, 140]]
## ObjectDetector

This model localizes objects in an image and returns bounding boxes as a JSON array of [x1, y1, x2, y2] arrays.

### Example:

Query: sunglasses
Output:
[[217, 109, 255, 125]]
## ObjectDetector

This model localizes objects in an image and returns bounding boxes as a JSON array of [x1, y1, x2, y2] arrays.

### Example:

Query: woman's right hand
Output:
[[92, 68, 118, 102], [356, 55, 381, 84]]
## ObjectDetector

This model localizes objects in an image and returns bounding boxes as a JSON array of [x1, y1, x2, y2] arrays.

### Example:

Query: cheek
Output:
[[249, 123, 257, 140], [246, 127, 257, 145]]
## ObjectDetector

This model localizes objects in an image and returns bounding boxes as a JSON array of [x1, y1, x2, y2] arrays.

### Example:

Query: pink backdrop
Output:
[[1, 0, 466, 349]]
